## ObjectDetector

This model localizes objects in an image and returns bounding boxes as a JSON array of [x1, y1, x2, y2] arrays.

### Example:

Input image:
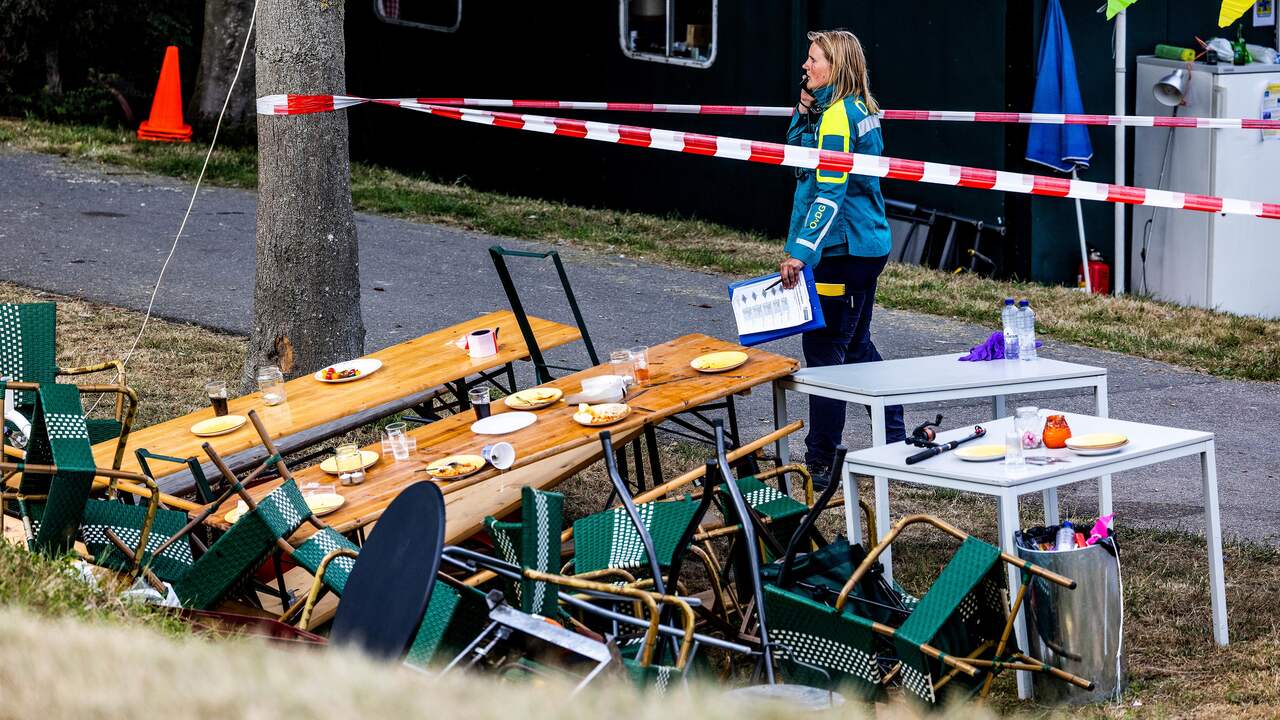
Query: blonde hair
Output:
[[807, 29, 879, 114]]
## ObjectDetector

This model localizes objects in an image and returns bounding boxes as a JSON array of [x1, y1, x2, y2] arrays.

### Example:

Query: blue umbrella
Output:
[[1026, 0, 1093, 172]]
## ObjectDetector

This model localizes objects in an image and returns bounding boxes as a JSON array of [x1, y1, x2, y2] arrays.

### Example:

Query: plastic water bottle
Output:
[[1017, 299, 1037, 362], [1000, 298, 1019, 360], [1055, 521, 1076, 550]]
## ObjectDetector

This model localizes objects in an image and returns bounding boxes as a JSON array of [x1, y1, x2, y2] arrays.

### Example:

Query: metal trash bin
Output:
[[1014, 533, 1126, 704]]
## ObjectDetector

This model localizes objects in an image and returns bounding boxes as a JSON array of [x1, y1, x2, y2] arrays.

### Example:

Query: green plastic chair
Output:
[[484, 485, 564, 617], [0, 302, 133, 446]]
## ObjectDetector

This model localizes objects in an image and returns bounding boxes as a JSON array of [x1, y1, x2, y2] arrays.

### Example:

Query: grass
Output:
[[1, 283, 1277, 717], [2, 116, 1279, 382]]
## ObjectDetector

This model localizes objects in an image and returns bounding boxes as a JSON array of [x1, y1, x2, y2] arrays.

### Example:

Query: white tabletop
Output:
[[842, 412, 1212, 488], [786, 355, 1106, 397]]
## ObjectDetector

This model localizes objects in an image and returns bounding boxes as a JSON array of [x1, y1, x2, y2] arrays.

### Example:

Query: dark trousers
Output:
[[803, 253, 906, 470]]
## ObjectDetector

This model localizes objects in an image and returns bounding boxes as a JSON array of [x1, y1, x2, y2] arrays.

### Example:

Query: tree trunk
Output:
[[245, 0, 364, 388], [190, 0, 256, 140], [44, 40, 62, 96]]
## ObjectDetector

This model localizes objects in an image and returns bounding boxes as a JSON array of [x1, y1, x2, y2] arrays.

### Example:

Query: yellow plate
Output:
[[504, 387, 564, 410], [425, 454, 487, 479], [224, 500, 249, 524], [691, 351, 748, 373], [306, 493, 345, 516], [225, 494, 344, 524], [1066, 433, 1129, 449], [954, 444, 1007, 461], [572, 403, 632, 427], [319, 449, 380, 475], [191, 414, 246, 437]]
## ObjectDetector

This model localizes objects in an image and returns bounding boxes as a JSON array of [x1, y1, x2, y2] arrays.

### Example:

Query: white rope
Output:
[[89, 0, 259, 415]]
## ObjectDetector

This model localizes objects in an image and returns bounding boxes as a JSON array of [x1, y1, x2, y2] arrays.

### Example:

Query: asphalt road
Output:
[[4, 149, 1278, 543]]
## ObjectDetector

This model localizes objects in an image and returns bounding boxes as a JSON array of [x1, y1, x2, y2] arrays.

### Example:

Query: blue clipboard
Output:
[[727, 265, 826, 347]]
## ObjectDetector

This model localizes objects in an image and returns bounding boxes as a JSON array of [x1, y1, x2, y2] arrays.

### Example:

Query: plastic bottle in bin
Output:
[[1000, 298, 1019, 360], [1056, 521, 1076, 550]]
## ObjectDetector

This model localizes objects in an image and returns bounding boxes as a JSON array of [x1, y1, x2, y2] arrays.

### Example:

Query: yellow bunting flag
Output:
[[1106, 0, 1140, 19], [1219, 0, 1255, 26]]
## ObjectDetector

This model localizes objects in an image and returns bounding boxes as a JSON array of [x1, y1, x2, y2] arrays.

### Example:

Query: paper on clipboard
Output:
[[725, 265, 825, 347]]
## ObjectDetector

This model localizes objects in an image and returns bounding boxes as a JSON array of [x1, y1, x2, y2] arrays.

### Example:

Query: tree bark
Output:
[[245, 0, 364, 388], [44, 40, 61, 96], [190, 0, 257, 140]]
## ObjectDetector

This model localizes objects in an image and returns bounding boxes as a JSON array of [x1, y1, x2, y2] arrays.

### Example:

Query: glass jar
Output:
[[1042, 414, 1073, 449], [1015, 406, 1043, 449], [256, 366, 287, 406]]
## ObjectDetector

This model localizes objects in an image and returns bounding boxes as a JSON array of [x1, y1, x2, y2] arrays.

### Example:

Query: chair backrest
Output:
[[15, 382, 96, 555], [0, 303, 57, 386], [485, 485, 564, 616], [489, 245, 599, 383], [762, 584, 885, 701], [172, 479, 313, 608], [892, 536, 1006, 705], [330, 481, 446, 660]]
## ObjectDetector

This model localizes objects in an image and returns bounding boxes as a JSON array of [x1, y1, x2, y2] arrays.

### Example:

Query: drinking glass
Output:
[[468, 386, 491, 420], [334, 443, 363, 474], [629, 346, 650, 384], [1042, 415, 1072, 449], [256, 365, 287, 406], [609, 349, 635, 385], [382, 422, 411, 461], [204, 380, 229, 417], [1004, 430, 1026, 470]]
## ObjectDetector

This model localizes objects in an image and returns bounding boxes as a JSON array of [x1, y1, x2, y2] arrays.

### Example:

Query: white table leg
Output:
[[870, 400, 892, 579], [1202, 443, 1229, 645], [997, 491, 1033, 699], [874, 473, 892, 579], [841, 461, 862, 547], [772, 380, 789, 466], [993, 394, 1006, 420], [1095, 378, 1113, 518]]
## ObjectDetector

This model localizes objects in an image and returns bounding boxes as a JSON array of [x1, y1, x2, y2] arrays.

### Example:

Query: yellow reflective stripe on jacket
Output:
[[815, 282, 845, 297], [816, 100, 850, 184]]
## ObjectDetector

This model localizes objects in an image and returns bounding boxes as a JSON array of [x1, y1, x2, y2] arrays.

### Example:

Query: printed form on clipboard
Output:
[[727, 265, 826, 346]]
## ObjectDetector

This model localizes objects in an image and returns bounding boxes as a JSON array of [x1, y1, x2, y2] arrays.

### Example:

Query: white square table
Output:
[[772, 355, 1108, 537], [841, 411, 1227, 698]]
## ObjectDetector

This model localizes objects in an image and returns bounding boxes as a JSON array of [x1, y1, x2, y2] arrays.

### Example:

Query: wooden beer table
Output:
[[91, 311, 580, 496], [211, 334, 798, 546]]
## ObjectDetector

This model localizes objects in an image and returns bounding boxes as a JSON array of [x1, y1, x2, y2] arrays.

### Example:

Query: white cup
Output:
[[467, 328, 499, 358], [482, 441, 516, 470]]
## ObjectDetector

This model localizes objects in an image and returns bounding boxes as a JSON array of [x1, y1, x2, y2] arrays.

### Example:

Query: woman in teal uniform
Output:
[[779, 29, 905, 483]]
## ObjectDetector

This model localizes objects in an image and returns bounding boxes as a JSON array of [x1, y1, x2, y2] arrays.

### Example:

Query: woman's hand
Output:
[[797, 88, 815, 113], [779, 257, 805, 289]]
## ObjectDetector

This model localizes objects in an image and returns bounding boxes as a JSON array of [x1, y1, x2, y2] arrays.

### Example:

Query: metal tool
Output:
[[905, 425, 987, 465]]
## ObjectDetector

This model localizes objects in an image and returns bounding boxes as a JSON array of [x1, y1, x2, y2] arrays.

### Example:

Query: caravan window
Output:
[[374, 0, 461, 32], [620, 0, 716, 68]]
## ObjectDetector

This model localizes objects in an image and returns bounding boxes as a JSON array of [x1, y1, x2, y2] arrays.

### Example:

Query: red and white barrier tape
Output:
[[258, 94, 1280, 130], [257, 95, 1280, 221]]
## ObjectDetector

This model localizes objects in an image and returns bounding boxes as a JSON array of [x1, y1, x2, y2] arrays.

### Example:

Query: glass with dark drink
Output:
[[469, 386, 491, 420], [205, 380, 229, 417]]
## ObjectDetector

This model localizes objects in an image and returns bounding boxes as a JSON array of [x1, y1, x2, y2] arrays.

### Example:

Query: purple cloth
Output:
[[958, 331, 1042, 361]]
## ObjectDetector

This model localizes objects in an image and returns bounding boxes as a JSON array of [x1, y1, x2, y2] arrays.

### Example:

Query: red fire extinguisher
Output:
[[1077, 249, 1111, 295]]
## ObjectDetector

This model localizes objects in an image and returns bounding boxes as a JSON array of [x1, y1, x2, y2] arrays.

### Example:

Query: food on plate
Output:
[[323, 366, 361, 380], [573, 403, 630, 426], [690, 351, 749, 372], [425, 454, 486, 479], [505, 387, 563, 409]]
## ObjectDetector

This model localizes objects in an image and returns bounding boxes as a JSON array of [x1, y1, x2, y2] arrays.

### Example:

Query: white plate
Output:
[[470, 411, 537, 435], [1068, 443, 1128, 456], [314, 358, 383, 383], [954, 444, 1006, 462], [319, 449, 380, 475], [191, 414, 246, 437]]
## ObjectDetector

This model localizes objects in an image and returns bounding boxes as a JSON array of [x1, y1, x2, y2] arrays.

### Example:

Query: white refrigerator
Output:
[[1131, 56, 1280, 319]]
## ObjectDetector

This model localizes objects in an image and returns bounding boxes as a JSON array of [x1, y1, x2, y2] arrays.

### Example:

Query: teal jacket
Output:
[[784, 86, 892, 265]]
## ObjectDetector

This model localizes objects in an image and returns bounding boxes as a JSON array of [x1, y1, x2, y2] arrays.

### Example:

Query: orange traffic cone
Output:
[[138, 45, 193, 143]]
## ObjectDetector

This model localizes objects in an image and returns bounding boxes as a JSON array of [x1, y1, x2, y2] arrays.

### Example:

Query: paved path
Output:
[[4, 149, 1278, 542]]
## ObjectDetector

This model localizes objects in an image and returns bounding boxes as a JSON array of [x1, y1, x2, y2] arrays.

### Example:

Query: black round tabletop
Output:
[[329, 481, 445, 660]]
